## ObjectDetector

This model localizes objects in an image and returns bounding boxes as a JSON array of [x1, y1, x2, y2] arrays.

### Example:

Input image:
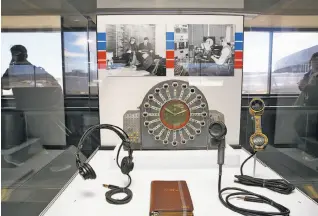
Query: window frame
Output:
[[244, 27, 318, 95], [61, 18, 98, 96]]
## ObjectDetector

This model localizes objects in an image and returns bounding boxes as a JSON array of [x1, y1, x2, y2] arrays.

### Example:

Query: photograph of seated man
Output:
[[211, 37, 232, 65], [137, 37, 155, 71], [105, 24, 166, 76], [122, 37, 139, 68], [174, 24, 235, 76]]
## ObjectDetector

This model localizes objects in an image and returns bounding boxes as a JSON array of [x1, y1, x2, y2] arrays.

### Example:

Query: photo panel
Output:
[[98, 15, 244, 147], [97, 23, 166, 77]]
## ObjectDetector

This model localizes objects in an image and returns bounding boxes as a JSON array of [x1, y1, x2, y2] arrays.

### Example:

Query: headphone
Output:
[[75, 124, 134, 204], [249, 98, 268, 151]]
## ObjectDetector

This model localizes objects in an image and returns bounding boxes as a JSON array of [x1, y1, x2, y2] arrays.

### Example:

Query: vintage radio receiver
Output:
[[123, 80, 225, 150]]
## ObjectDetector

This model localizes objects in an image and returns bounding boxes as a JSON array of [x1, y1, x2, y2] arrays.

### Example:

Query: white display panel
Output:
[[98, 15, 243, 146]]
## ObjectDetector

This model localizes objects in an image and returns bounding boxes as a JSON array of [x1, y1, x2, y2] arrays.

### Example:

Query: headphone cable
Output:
[[103, 174, 133, 205], [103, 142, 133, 205]]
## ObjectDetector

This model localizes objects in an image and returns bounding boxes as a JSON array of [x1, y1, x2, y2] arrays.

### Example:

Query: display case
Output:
[[2, 1, 318, 216]]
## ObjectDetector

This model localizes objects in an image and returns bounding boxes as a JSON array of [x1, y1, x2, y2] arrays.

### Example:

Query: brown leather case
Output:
[[150, 181, 194, 216]]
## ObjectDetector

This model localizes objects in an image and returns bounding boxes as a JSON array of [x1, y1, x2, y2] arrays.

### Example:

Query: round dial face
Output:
[[160, 100, 190, 130], [141, 81, 209, 146]]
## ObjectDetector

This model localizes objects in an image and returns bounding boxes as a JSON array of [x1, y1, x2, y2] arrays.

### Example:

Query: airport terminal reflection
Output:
[[243, 32, 318, 94]]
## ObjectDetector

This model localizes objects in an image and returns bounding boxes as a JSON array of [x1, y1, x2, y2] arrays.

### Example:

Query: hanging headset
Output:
[[75, 124, 134, 205]]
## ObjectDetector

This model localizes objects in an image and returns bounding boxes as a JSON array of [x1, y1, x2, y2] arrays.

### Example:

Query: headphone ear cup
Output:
[[121, 157, 134, 175], [78, 163, 96, 180]]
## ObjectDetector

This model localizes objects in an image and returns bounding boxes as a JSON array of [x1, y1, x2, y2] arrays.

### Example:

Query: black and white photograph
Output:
[[105, 24, 166, 76], [174, 24, 235, 76]]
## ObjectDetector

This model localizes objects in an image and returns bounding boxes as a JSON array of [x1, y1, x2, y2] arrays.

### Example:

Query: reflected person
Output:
[[294, 52, 318, 150], [1, 45, 65, 148], [1, 45, 60, 92], [297, 52, 318, 106]]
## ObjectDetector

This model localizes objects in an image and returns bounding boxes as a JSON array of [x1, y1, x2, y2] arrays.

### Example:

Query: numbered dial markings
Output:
[[142, 81, 209, 145]]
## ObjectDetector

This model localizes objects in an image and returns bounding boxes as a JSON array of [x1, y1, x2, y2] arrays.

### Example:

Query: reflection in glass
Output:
[[1, 28, 69, 216], [1, 32, 63, 95], [271, 32, 318, 94], [243, 32, 270, 94], [64, 31, 89, 94]]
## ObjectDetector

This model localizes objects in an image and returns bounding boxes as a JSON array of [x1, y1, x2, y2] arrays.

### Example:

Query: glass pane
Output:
[[64, 31, 89, 94], [243, 32, 270, 94], [271, 32, 318, 94], [1, 14, 98, 216], [2, 0, 318, 215], [1, 16, 68, 216], [243, 27, 318, 205]]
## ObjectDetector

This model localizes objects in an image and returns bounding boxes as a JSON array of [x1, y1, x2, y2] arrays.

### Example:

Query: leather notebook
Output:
[[150, 181, 194, 216]]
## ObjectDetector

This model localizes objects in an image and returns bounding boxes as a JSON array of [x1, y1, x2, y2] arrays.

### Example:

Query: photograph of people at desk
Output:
[[104, 24, 166, 76], [174, 24, 235, 76]]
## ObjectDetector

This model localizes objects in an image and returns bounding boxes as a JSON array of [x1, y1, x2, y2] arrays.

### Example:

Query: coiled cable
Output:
[[103, 174, 132, 205], [103, 141, 133, 205], [235, 153, 295, 195], [218, 152, 293, 216]]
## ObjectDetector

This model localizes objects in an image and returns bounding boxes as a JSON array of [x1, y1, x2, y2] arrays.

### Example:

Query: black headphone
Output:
[[75, 124, 134, 204]]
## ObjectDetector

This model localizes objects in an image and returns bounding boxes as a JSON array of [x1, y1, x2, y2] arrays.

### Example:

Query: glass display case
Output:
[[1, 0, 318, 216], [1, 7, 99, 216]]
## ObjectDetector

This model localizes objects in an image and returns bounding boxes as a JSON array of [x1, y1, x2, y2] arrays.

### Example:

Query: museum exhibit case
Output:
[[1, 0, 318, 216]]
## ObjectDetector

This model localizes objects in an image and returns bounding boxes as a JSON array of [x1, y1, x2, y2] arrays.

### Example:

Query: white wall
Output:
[[98, 15, 243, 146], [155, 24, 166, 57]]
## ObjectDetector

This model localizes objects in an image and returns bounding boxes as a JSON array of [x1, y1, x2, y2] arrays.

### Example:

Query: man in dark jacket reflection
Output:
[[296, 52, 318, 106], [1, 45, 66, 155], [1, 45, 60, 92], [294, 52, 318, 152]]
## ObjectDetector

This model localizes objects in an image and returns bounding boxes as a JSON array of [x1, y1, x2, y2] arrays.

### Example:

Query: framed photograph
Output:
[[173, 24, 236, 76], [97, 21, 166, 77]]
